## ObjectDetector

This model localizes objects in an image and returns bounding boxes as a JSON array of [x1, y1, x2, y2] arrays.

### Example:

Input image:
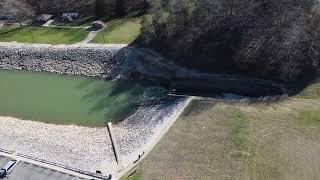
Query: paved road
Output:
[[75, 30, 99, 44], [0, 155, 13, 167], [8, 162, 84, 180], [0, 155, 89, 180], [0, 151, 104, 180]]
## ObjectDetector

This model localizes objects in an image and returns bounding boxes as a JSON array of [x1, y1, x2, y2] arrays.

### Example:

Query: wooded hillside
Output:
[[0, 0, 146, 20], [2, 0, 320, 82], [141, 0, 320, 82]]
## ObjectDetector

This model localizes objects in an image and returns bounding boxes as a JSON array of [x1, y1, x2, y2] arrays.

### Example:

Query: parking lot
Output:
[[0, 156, 13, 168], [0, 156, 84, 180]]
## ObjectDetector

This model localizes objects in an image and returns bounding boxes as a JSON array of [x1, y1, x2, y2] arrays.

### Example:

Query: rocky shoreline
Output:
[[0, 98, 187, 175], [0, 44, 136, 80]]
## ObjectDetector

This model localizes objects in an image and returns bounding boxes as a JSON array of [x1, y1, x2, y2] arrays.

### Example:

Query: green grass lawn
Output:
[[0, 70, 154, 127], [0, 25, 88, 44], [121, 168, 142, 180], [297, 110, 320, 125], [92, 17, 142, 44], [295, 79, 320, 99]]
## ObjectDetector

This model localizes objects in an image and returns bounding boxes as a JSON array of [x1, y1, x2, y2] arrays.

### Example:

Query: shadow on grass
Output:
[[0, 26, 25, 35], [284, 74, 320, 97]]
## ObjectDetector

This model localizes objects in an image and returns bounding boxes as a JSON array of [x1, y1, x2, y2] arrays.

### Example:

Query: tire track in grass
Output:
[[250, 127, 320, 180]]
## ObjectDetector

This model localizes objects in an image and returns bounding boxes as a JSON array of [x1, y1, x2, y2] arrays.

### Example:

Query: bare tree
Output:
[[142, 0, 320, 81], [1, 0, 35, 26]]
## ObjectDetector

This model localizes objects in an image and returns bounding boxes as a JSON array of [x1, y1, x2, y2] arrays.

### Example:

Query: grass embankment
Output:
[[0, 25, 88, 44], [92, 17, 142, 44], [122, 97, 320, 179], [295, 79, 320, 99], [0, 70, 151, 127], [121, 75, 320, 180], [292, 79, 320, 125]]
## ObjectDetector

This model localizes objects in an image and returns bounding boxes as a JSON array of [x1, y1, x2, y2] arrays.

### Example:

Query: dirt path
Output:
[[42, 20, 55, 27]]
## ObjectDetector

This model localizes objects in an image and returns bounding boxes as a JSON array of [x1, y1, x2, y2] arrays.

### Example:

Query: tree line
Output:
[[140, 0, 320, 82], [0, 0, 147, 21], [2, 0, 320, 82]]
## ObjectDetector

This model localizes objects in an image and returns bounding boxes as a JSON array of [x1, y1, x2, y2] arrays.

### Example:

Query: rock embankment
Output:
[[0, 98, 188, 175], [0, 44, 135, 79]]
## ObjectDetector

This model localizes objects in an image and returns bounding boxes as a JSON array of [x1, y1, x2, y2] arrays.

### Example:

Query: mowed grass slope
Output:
[[123, 98, 320, 180], [295, 78, 320, 99], [290, 78, 320, 124], [0, 25, 88, 44], [0, 70, 149, 127], [92, 17, 142, 44]]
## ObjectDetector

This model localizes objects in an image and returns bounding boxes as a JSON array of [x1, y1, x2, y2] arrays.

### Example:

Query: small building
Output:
[[92, 21, 104, 30], [34, 14, 53, 23], [60, 13, 80, 22]]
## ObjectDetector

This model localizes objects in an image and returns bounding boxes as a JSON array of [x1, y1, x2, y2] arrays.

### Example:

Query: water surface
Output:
[[0, 70, 153, 127]]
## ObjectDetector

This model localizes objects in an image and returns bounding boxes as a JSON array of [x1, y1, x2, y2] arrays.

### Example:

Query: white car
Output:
[[0, 160, 17, 178]]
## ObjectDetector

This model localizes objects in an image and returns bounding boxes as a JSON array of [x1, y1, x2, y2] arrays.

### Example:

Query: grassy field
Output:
[[0, 25, 88, 44], [122, 98, 320, 179], [92, 17, 142, 44], [0, 70, 153, 127]]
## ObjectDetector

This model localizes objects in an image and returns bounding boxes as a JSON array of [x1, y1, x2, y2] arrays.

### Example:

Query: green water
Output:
[[0, 70, 152, 127]]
